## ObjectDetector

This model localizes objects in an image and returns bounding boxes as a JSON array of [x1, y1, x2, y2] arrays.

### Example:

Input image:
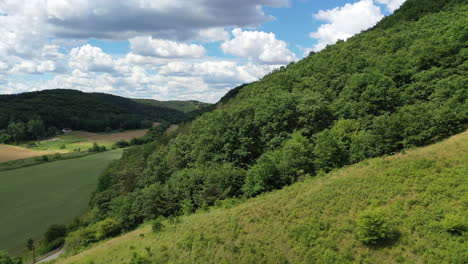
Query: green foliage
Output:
[[0, 251, 21, 264], [243, 132, 314, 196], [129, 252, 150, 264], [114, 140, 129, 148], [442, 214, 467, 236], [26, 239, 34, 251], [96, 218, 121, 240], [44, 224, 67, 244], [38, 224, 67, 254], [151, 219, 164, 233], [65, 227, 98, 253], [357, 208, 397, 245], [88, 143, 106, 153]]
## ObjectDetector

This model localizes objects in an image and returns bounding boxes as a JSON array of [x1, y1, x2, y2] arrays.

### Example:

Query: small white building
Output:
[[62, 128, 72, 133]]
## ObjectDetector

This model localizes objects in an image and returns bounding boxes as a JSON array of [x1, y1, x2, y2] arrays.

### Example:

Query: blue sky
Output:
[[0, 0, 406, 102]]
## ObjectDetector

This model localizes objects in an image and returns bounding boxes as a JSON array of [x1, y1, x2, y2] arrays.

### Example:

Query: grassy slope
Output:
[[54, 131, 467, 264], [0, 149, 123, 253]]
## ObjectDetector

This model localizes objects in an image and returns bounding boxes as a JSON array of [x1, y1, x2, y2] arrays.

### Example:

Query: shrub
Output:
[[44, 224, 67, 244], [129, 252, 150, 264], [152, 219, 164, 233], [89, 142, 100, 152], [0, 251, 22, 264], [40, 237, 65, 254], [52, 153, 62, 160], [442, 214, 466, 236], [357, 208, 397, 245], [41, 155, 49, 162], [130, 138, 144, 145], [96, 218, 121, 240], [64, 227, 97, 253], [115, 140, 129, 148]]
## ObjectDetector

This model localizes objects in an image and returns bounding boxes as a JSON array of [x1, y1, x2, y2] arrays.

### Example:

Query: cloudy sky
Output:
[[0, 0, 406, 102]]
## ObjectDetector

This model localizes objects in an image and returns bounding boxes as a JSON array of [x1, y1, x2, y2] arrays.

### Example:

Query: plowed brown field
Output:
[[0, 145, 59, 162]]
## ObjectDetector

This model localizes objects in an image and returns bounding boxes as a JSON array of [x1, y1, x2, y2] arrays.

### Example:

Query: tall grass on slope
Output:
[[54, 131, 468, 264]]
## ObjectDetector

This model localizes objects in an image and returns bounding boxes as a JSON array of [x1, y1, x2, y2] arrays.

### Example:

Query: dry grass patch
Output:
[[0, 145, 61, 163], [72, 130, 149, 142], [164, 124, 179, 136]]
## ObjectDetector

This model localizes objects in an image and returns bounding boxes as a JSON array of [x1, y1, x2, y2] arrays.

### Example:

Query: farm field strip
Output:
[[26, 129, 149, 152], [0, 149, 124, 253], [72, 129, 149, 142], [0, 145, 61, 163]]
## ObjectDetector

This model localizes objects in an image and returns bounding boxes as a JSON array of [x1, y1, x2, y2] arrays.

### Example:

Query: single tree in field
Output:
[[27, 238, 35, 263]]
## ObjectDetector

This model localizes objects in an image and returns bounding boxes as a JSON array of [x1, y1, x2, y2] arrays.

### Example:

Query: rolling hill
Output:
[[54, 130, 468, 264], [133, 99, 211, 113], [0, 89, 188, 135]]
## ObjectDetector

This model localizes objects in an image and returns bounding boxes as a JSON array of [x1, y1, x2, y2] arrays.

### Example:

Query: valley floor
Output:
[[0, 149, 124, 253]]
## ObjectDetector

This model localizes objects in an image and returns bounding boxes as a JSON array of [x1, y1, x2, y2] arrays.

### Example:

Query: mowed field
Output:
[[0, 145, 61, 163], [0, 149, 123, 253], [73, 130, 149, 142], [28, 129, 149, 152]]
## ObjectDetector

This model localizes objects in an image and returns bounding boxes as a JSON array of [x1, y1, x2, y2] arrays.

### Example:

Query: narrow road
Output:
[[36, 249, 63, 263]]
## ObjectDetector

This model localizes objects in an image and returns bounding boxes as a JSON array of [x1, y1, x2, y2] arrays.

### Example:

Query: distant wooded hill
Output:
[[134, 99, 211, 113], [0, 89, 210, 143]]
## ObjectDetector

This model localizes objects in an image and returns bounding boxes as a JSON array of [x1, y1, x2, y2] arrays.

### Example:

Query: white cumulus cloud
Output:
[[308, 0, 383, 52], [69, 44, 116, 73], [222, 28, 296, 64], [130, 37, 206, 58], [376, 0, 407, 12]]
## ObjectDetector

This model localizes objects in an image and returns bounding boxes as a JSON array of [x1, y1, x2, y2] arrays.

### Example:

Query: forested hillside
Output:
[[58, 0, 467, 260], [0, 89, 187, 143]]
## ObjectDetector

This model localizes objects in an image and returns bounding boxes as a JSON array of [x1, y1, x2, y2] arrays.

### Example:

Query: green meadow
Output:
[[0, 149, 123, 253]]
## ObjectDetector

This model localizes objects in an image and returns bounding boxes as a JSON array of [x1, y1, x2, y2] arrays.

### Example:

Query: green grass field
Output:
[[0, 149, 123, 253], [23, 129, 148, 153], [54, 131, 467, 264], [24, 133, 108, 153]]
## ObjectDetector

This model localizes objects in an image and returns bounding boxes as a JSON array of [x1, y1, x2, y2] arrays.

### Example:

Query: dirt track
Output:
[[0, 145, 57, 163]]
